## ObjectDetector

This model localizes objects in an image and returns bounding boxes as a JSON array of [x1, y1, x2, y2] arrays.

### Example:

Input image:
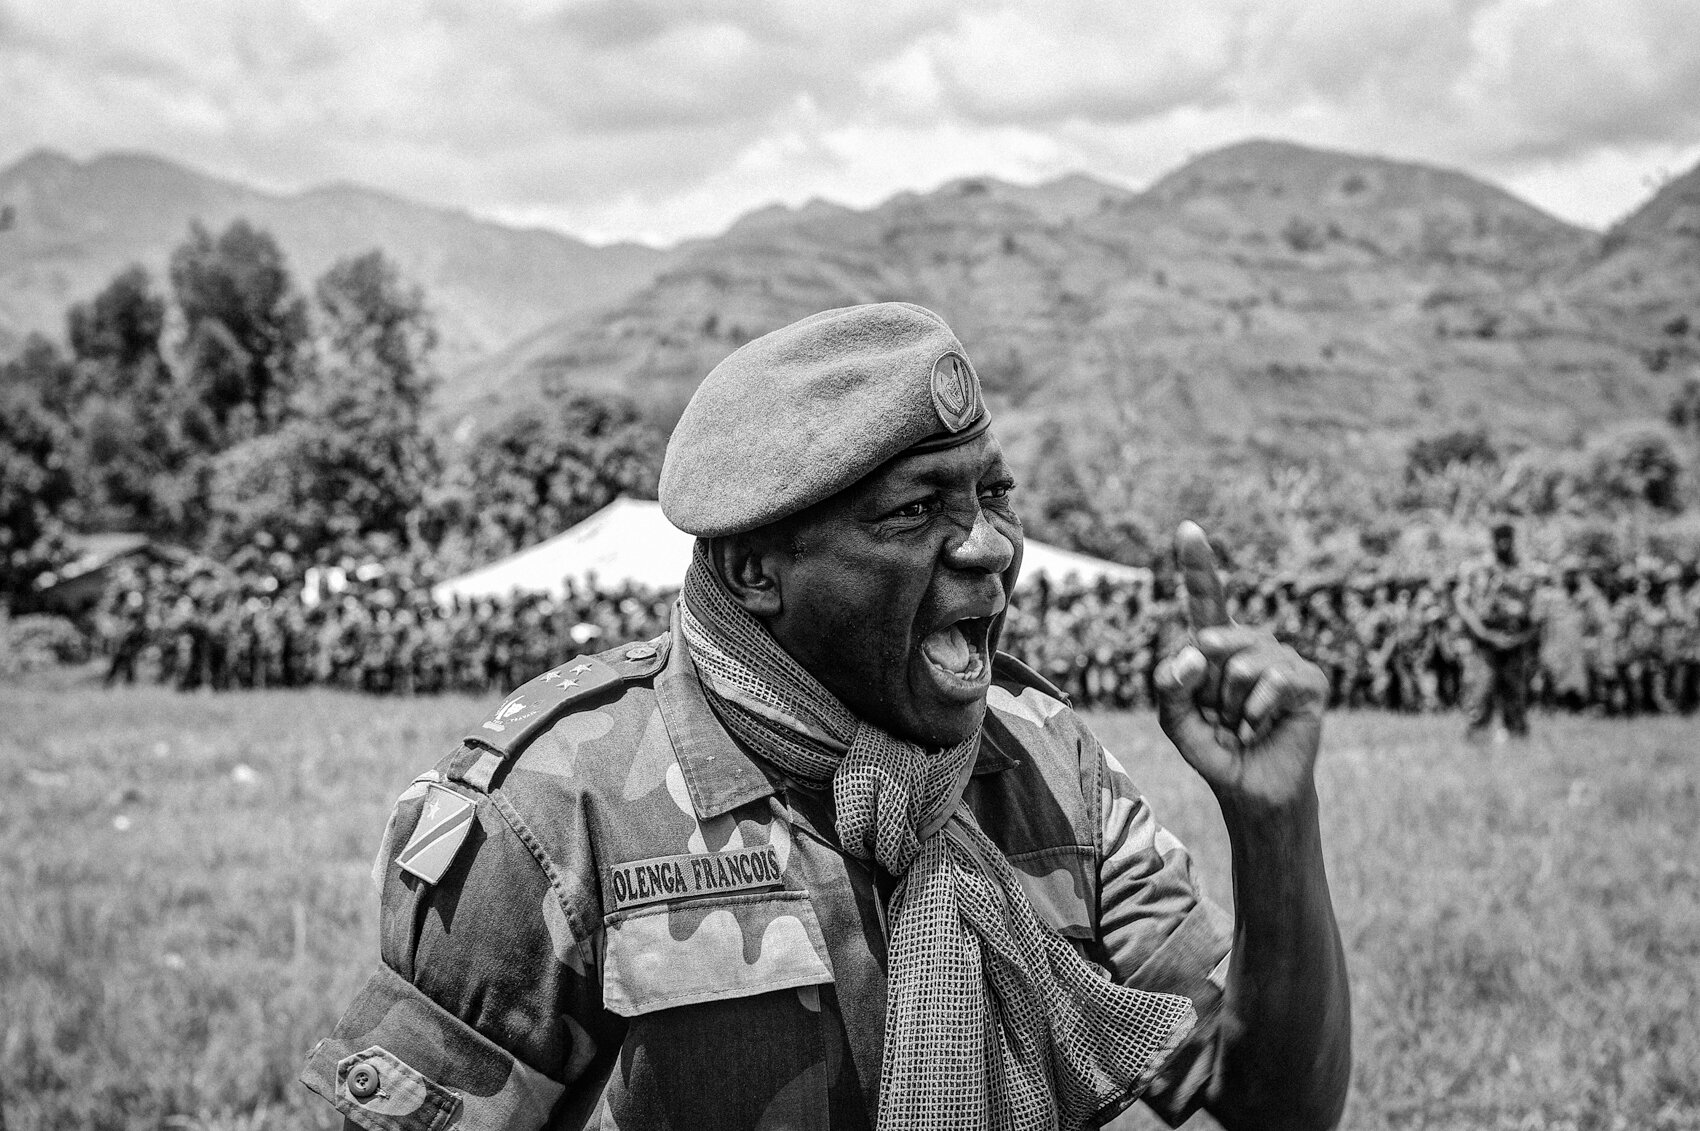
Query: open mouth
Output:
[[918, 614, 996, 693]]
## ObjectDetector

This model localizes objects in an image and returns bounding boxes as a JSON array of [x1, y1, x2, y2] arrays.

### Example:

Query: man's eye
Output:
[[981, 481, 1015, 501], [891, 500, 931, 519]]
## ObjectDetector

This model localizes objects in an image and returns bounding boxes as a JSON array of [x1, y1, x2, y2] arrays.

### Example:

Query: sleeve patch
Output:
[[395, 785, 477, 884]]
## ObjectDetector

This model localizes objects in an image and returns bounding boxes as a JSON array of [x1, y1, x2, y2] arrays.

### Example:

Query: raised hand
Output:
[[1154, 522, 1330, 814]]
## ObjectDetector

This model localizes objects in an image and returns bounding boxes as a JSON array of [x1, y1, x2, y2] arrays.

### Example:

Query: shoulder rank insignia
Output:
[[471, 654, 623, 755], [397, 784, 477, 884], [466, 634, 672, 760]]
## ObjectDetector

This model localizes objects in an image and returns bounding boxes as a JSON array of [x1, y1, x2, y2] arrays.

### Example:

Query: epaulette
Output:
[[449, 633, 671, 791], [992, 650, 1072, 707]]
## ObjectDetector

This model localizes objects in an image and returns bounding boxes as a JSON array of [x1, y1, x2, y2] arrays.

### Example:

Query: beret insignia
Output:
[[930, 351, 983, 432]]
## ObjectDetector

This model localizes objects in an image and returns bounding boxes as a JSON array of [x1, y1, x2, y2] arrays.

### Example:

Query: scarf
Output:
[[679, 547, 1195, 1131]]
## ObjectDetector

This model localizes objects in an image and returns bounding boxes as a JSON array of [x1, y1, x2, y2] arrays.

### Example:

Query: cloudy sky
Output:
[[5, 0, 1700, 245]]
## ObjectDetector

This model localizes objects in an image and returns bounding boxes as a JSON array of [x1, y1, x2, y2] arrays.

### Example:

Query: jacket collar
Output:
[[654, 618, 777, 820], [974, 717, 1023, 775]]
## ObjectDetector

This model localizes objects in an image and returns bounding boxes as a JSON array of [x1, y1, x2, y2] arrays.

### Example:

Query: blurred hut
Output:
[[30, 533, 194, 617]]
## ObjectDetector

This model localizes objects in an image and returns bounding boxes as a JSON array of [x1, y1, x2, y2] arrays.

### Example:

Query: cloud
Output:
[[3, 0, 1700, 239], [926, 3, 1245, 125], [1459, 0, 1700, 159]]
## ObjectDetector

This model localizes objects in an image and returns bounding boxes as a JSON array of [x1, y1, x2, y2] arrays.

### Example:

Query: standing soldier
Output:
[[1454, 522, 1540, 739], [1361, 582, 1398, 709], [206, 584, 241, 691], [1129, 597, 1165, 710], [1615, 574, 1655, 715], [1626, 574, 1669, 714], [1384, 585, 1429, 712], [1591, 573, 1627, 714], [1535, 561, 1590, 713], [279, 597, 309, 688], [98, 567, 150, 687], [1431, 577, 1469, 710], [1339, 584, 1375, 708], [1653, 569, 1687, 713], [253, 596, 286, 690], [1408, 584, 1447, 713], [1302, 587, 1348, 709], [1674, 573, 1700, 713]]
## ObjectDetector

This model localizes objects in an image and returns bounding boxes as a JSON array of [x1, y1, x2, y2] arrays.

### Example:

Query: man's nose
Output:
[[947, 509, 1016, 575]]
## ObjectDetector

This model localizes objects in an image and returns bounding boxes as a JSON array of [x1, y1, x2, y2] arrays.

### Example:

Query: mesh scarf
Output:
[[679, 546, 1196, 1131]]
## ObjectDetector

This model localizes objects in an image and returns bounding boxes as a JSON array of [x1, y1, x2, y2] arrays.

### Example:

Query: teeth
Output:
[[921, 623, 978, 675]]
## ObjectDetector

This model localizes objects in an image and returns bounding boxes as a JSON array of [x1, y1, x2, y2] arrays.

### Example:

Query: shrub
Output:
[[1669, 378, 1700, 435], [0, 612, 93, 673], [1583, 427, 1684, 512], [1406, 428, 1499, 481]]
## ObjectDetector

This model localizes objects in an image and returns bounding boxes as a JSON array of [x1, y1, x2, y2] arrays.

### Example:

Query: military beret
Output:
[[659, 302, 990, 537]]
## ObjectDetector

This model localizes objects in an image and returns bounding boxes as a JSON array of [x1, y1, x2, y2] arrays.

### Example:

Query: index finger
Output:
[[1175, 521, 1230, 631]]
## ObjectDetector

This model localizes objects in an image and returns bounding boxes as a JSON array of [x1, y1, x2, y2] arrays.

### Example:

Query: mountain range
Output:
[[3, 140, 1697, 488], [0, 149, 668, 371], [462, 140, 1700, 485]]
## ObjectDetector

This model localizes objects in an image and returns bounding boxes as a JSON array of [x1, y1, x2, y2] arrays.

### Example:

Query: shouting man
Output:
[[302, 303, 1351, 1130]]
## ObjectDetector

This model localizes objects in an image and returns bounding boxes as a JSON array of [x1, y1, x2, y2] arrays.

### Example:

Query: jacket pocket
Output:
[[602, 889, 835, 1017], [1006, 845, 1097, 939]]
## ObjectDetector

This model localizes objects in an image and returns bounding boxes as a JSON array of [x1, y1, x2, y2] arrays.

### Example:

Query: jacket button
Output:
[[624, 645, 657, 661], [348, 1062, 381, 1099]]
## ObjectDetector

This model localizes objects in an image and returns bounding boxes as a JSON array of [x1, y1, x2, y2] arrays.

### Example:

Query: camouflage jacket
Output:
[[1457, 555, 1537, 640], [301, 623, 1233, 1131]]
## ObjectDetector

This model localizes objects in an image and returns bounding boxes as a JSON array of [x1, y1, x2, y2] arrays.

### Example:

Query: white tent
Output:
[[434, 497, 694, 602], [1017, 538, 1151, 589], [433, 497, 1149, 602]]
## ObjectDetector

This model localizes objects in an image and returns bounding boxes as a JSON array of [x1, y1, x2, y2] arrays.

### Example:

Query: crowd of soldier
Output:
[[94, 556, 1699, 716], [999, 566, 1699, 716], [94, 558, 673, 696]]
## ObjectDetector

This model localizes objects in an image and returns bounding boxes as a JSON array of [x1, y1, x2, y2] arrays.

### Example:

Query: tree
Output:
[[169, 220, 309, 443], [68, 265, 167, 381], [313, 249, 437, 427], [62, 266, 196, 534], [1013, 421, 1155, 566], [207, 251, 441, 556], [2, 333, 76, 416], [0, 344, 78, 602], [437, 393, 665, 566]]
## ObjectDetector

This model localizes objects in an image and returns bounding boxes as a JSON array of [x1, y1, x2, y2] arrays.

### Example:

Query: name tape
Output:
[[607, 845, 783, 911]]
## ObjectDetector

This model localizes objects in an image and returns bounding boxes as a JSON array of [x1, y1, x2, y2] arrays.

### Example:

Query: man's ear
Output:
[[708, 533, 784, 619]]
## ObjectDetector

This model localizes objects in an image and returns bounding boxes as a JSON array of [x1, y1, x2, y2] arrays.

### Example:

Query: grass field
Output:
[[2, 674, 1697, 1130]]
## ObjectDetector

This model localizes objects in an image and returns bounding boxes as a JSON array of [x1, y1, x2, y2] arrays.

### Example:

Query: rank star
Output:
[[570, 664, 593, 674]]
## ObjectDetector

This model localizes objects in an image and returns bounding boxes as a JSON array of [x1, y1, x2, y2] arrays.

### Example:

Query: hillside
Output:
[[461, 140, 1695, 492], [1563, 160, 1700, 344], [1611, 160, 1700, 246], [0, 149, 671, 370], [3, 140, 1694, 497]]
